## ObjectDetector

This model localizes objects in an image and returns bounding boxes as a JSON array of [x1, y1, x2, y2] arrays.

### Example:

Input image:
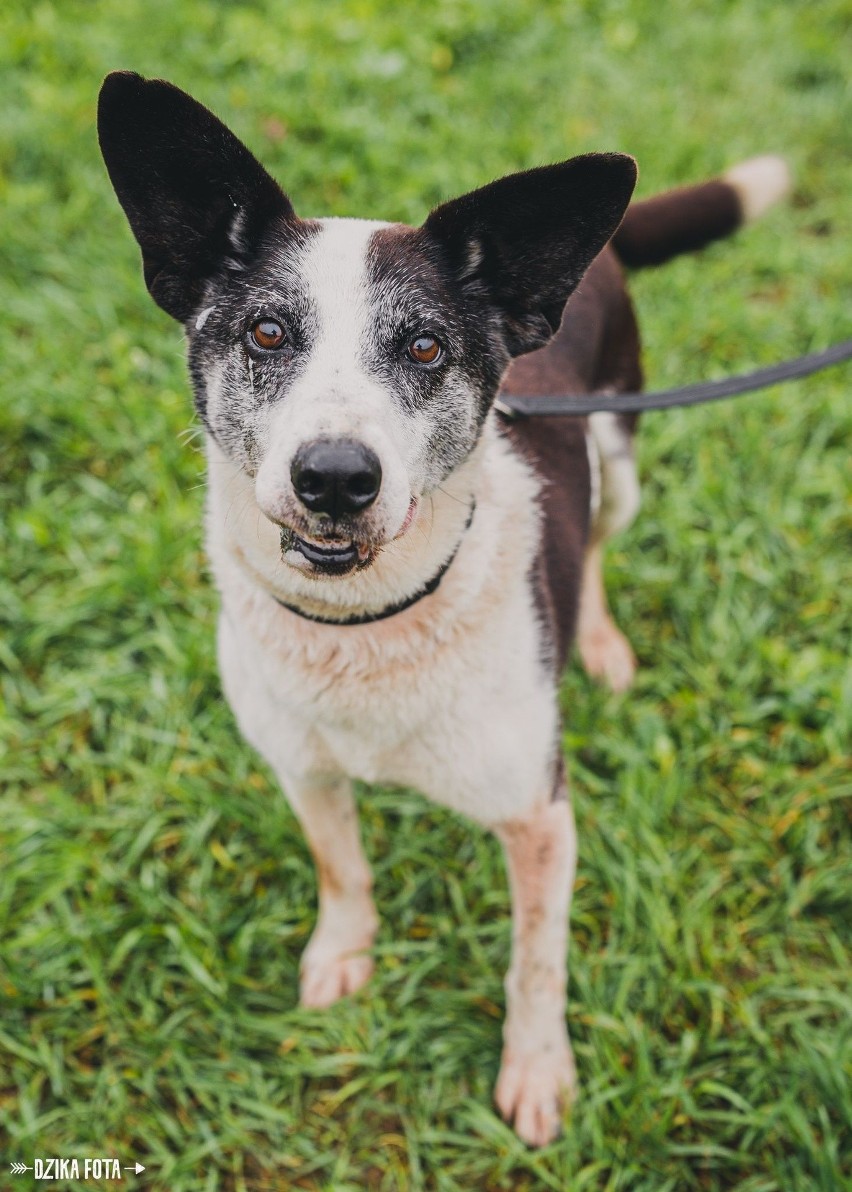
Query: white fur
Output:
[[587, 410, 640, 542], [254, 219, 424, 562], [195, 305, 215, 331], [212, 416, 557, 825], [586, 423, 602, 525], [724, 155, 791, 223]]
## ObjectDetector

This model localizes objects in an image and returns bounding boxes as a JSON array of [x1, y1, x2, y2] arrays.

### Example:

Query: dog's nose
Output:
[[290, 439, 382, 517]]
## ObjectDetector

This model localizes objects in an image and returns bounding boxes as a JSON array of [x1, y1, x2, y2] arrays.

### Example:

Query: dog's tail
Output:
[[611, 154, 790, 269]]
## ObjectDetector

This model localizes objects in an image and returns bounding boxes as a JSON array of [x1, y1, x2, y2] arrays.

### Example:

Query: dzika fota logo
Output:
[[9, 1157, 146, 1180]]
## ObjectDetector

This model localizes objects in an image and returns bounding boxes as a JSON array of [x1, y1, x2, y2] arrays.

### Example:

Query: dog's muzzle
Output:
[[284, 438, 383, 574]]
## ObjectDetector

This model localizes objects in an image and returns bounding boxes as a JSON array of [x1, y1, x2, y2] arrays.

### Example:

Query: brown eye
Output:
[[407, 334, 442, 365], [250, 319, 286, 351]]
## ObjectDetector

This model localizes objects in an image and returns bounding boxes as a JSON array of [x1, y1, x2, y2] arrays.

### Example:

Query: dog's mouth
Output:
[[282, 529, 374, 576], [279, 499, 418, 578]]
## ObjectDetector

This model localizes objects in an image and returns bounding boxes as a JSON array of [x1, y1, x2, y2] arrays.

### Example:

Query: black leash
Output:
[[493, 339, 852, 418]]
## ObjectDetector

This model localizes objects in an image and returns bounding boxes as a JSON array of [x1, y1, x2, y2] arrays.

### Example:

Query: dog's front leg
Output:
[[493, 794, 578, 1147], [286, 775, 378, 1008]]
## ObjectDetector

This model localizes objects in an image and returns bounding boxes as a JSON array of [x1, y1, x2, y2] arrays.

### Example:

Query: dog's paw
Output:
[[299, 945, 374, 1008], [494, 1043, 577, 1147], [578, 619, 637, 693]]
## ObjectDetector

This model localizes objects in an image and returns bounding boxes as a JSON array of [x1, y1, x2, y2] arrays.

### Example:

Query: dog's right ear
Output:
[[97, 72, 295, 322], [423, 155, 636, 357]]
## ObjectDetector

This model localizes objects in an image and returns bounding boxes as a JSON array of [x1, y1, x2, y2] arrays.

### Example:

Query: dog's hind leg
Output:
[[577, 541, 637, 692], [578, 410, 640, 692], [285, 775, 379, 1008], [493, 794, 578, 1147]]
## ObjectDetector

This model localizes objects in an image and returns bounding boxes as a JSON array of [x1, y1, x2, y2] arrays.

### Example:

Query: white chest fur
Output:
[[208, 420, 560, 824]]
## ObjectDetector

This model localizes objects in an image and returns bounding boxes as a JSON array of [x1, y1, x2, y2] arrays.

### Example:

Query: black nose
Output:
[[290, 439, 382, 518]]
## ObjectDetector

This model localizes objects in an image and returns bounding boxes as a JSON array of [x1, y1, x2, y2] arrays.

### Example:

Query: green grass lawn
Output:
[[1, 0, 850, 1188]]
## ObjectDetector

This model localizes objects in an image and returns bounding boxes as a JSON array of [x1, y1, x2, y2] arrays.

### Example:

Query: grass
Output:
[[1, 0, 850, 1188]]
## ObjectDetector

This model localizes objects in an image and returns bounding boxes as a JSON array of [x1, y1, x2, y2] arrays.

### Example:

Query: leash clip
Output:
[[493, 398, 521, 420]]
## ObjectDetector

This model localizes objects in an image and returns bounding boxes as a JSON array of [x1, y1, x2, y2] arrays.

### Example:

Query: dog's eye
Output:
[[249, 319, 287, 351], [407, 334, 442, 365]]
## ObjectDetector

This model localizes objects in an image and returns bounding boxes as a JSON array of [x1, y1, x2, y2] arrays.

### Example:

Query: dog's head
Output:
[[98, 73, 635, 581]]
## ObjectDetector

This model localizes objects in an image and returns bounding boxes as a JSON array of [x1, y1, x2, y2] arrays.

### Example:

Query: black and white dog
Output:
[[98, 72, 788, 1146]]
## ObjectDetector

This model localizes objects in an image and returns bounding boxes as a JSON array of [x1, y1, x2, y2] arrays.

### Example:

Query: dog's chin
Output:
[[280, 527, 376, 578]]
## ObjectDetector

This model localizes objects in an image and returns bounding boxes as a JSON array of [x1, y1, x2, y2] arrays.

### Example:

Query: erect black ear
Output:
[[422, 154, 637, 356], [97, 72, 295, 322]]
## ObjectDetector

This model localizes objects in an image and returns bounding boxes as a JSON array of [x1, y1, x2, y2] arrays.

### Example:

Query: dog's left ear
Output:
[[97, 72, 296, 322], [423, 154, 637, 356]]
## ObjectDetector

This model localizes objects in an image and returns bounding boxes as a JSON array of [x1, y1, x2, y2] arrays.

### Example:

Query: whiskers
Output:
[[178, 424, 206, 449], [224, 486, 258, 533], [406, 495, 435, 551], [176, 413, 214, 494], [435, 483, 470, 508]]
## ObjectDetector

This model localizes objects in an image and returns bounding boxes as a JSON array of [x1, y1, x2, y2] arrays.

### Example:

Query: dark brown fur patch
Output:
[[612, 179, 742, 269], [499, 248, 643, 669]]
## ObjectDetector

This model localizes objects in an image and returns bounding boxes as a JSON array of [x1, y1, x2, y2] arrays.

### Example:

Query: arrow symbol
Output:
[[123, 1163, 146, 1174], [10, 1164, 32, 1175]]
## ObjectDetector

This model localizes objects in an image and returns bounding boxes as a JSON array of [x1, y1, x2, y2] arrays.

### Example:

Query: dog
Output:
[[97, 71, 789, 1147]]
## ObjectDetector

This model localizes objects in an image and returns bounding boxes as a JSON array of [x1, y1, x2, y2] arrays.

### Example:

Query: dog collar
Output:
[[272, 502, 476, 627]]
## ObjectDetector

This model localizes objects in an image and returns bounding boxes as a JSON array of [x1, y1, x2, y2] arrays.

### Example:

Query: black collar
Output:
[[273, 502, 475, 626]]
